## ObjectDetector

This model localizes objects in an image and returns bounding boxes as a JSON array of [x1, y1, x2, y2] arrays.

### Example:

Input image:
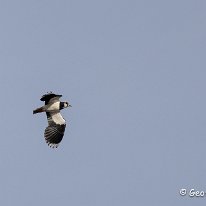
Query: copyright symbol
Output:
[[180, 189, 187, 196]]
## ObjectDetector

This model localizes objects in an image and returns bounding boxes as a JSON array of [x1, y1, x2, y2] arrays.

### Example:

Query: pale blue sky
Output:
[[0, 0, 206, 205]]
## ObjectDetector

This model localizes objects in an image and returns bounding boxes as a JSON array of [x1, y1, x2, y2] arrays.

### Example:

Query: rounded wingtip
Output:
[[40, 93, 62, 101]]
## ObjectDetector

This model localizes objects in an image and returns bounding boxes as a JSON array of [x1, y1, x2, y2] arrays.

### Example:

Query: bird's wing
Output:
[[47, 96, 62, 104], [40, 93, 62, 105], [45, 111, 66, 148]]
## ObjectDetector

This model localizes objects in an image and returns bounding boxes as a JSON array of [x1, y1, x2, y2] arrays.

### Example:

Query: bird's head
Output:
[[60, 102, 72, 110], [64, 102, 72, 108]]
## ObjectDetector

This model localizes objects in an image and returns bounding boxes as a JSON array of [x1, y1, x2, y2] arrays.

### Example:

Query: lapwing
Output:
[[33, 92, 71, 148]]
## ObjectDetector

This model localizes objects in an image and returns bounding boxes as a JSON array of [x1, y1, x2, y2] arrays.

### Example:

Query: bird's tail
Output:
[[33, 106, 45, 114]]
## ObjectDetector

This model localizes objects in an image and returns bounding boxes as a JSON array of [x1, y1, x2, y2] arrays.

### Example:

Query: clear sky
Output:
[[0, 0, 206, 205]]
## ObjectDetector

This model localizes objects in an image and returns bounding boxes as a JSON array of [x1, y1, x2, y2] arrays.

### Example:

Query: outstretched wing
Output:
[[40, 92, 62, 105], [44, 111, 66, 148]]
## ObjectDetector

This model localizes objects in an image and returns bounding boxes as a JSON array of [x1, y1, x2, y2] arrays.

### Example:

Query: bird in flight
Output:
[[33, 92, 71, 148]]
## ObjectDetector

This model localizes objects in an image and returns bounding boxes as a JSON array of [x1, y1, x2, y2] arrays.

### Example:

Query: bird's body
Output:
[[33, 92, 71, 148]]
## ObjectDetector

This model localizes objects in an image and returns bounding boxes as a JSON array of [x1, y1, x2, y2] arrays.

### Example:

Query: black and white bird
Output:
[[33, 92, 71, 148]]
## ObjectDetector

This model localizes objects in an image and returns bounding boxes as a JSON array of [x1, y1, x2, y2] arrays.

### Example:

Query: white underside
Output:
[[51, 112, 65, 125], [48, 97, 61, 104], [46, 102, 60, 112]]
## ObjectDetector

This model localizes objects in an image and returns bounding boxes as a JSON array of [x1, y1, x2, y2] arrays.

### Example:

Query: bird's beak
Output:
[[69, 104, 72, 107]]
